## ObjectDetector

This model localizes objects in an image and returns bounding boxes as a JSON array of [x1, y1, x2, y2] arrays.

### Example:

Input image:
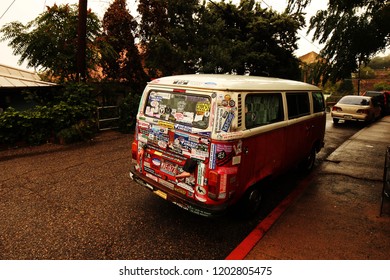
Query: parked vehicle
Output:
[[331, 95, 382, 124], [129, 74, 326, 217], [363, 90, 390, 116]]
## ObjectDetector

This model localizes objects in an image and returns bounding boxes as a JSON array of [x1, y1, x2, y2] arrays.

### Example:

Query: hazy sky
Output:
[[0, 0, 327, 71]]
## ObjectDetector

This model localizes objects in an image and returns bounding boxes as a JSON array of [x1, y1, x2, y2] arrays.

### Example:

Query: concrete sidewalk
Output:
[[232, 116, 390, 260]]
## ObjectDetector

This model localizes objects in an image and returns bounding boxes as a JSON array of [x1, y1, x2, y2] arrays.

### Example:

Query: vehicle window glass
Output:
[[312, 92, 325, 113], [144, 91, 211, 129], [287, 92, 310, 119], [339, 96, 370, 106], [245, 93, 283, 129]]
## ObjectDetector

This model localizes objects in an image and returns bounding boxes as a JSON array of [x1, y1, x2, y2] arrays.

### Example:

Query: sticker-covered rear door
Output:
[[135, 89, 213, 203]]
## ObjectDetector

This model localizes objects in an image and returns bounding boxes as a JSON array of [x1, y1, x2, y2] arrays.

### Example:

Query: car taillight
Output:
[[332, 106, 342, 112], [357, 109, 369, 114], [131, 141, 138, 160]]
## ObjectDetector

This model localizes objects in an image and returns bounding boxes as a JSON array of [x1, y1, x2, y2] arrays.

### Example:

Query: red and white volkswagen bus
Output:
[[130, 74, 325, 217]]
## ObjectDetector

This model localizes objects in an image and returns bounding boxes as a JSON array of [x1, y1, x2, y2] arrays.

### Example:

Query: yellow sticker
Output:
[[158, 120, 174, 129], [196, 102, 210, 113]]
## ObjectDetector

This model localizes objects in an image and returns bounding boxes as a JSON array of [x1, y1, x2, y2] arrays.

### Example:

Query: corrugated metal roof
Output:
[[0, 64, 57, 88]]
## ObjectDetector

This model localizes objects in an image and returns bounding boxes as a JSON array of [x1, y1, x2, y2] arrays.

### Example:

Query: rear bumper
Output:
[[129, 167, 228, 217], [331, 112, 368, 122]]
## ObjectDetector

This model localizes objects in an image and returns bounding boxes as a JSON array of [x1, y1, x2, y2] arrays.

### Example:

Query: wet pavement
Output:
[[230, 116, 390, 260], [0, 133, 134, 259], [1, 116, 389, 260]]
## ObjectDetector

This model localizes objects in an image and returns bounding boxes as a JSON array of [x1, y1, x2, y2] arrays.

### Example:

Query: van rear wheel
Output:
[[300, 147, 316, 173], [240, 186, 262, 217]]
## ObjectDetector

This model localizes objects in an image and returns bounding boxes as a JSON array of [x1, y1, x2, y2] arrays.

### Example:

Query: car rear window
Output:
[[339, 96, 370, 106]]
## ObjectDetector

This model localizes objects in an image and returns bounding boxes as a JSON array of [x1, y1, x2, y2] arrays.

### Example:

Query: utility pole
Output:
[[77, 0, 88, 82], [357, 59, 361, 96]]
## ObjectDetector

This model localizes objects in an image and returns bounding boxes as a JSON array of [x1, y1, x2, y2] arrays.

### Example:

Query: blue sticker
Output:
[[221, 111, 235, 132], [209, 143, 216, 170]]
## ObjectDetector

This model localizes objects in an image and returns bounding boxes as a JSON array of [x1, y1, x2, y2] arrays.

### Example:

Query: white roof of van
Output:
[[149, 74, 320, 91]]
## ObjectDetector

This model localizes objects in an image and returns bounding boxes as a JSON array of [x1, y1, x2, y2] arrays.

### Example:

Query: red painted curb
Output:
[[225, 174, 313, 260]]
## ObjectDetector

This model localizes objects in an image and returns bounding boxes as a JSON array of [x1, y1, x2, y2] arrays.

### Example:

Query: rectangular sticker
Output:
[[221, 111, 235, 132], [209, 143, 216, 170]]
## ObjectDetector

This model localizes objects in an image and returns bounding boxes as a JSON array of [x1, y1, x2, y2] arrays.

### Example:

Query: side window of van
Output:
[[245, 93, 283, 129], [312, 92, 325, 113], [286, 92, 310, 119]]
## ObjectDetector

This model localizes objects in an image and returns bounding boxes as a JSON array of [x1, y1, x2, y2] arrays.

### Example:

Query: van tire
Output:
[[240, 186, 262, 217], [300, 147, 316, 173]]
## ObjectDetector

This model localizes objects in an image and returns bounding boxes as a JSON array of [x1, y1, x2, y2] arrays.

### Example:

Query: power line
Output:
[[0, 0, 17, 21]]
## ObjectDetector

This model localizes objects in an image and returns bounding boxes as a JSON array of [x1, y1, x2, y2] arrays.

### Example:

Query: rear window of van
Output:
[[144, 91, 211, 129]]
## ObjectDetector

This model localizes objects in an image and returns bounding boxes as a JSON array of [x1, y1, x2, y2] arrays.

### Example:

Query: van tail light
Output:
[[207, 167, 237, 200], [131, 141, 138, 160], [207, 171, 220, 199], [357, 109, 369, 114], [332, 106, 342, 112]]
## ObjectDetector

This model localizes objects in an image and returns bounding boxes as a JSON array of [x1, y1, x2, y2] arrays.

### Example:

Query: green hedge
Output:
[[0, 83, 97, 147]]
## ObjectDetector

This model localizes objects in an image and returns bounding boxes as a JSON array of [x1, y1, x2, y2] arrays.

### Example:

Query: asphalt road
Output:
[[0, 114, 361, 259]]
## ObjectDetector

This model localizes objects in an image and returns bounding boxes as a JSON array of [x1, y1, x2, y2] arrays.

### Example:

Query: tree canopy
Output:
[[99, 0, 148, 91], [0, 0, 306, 83], [0, 4, 101, 81], [138, 0, 303, 79], [287, 0, 390, 82], [198, 0, 303, 78], [368, 54, 390, 69]]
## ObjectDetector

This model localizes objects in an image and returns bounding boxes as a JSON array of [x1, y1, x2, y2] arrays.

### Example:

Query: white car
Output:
[[331, 95, 382, 124]]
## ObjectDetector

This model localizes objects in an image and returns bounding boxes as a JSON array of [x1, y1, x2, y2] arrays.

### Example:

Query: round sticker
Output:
[[196, 186, 206, 195], [152, 158, 161, 166]]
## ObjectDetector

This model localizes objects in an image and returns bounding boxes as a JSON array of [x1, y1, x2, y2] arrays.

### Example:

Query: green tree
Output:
[[287, 0, 390, 83], [100, 0, 148, 92], [138, 0, 303, 79], [138, 0, 200, 76], [368, 55, 390, 69], [336, 79, 354, 95], [101, 0, 147, 86], [0, 4, 101, 82], [374, 82, 390, 91], [197, 0, 302, 78], [359, 66, 376, 79]]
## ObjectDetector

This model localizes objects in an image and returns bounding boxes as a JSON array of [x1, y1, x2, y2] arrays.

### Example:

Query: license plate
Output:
[[154, 189, 167, 200], [344, 115, 353, 120]]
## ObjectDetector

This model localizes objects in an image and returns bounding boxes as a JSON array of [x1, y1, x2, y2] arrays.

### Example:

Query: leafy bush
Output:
[[374, 82, 390, 91], [0, 83, 98, 147], [56, 120, 96, 144], [0, 107, 52, 146]]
